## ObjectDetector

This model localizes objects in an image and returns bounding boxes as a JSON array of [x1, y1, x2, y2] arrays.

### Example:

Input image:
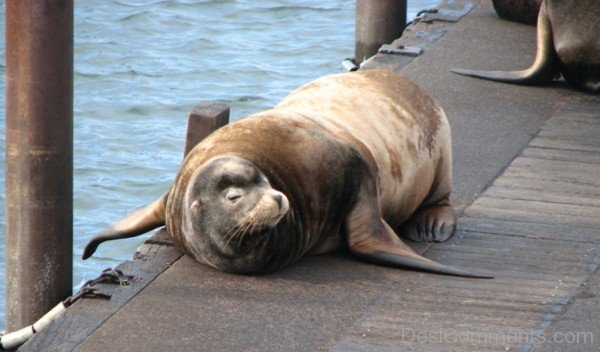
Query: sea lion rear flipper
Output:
[[346, 182, 493, 278], [400, 202, 456, 243], [82, 194, 168, 260], [452, 3, 560, 85]]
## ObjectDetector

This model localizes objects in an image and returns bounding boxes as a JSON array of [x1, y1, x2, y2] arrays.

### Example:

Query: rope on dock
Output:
[[0, 268, 133, 350]]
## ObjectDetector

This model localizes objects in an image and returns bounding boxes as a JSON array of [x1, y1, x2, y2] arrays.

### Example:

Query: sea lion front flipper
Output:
[[345, 181, 492, 278], [452, 2, 560, 85], [82, 194, 168, 260]]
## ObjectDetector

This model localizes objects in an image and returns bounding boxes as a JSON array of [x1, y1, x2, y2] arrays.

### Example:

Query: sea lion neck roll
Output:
[[83, 70, 492, 278]]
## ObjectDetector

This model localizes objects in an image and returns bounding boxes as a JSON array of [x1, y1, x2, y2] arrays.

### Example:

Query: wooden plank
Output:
[[465, 198, 600, 228], [457, 217, 600, 243], [338, 324, 541, 352], [433, 238, 593, 264], [491, 176, 600, 197], [506, 157, 600, 187], [448, 230, 591, 250], [395, 281, 574, 306], [544, 111, 599, 128], [538, 130, 598, 149], [19, 229, 183, 352], [529, 137, 600, 153], [379, 288, 554, 314], [393, 280, 570, 307], [428, 251, 592, 278], [336, 280, 565, 351], [394, 279, 573, 306], [464, 205, 600, 229], [470, 196, 600, 220], [431, 234, 595, 264], [366, 308, 544, 328], [500, 168, 600, 188], [404, 270, 586, 297], [336, 336, 525, 352], [521, 146, 600, 164], [482, 185, 600, 208]]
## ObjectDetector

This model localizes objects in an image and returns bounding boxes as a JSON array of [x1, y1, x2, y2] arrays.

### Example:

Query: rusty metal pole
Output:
[[6, 0, 74, 331], [355, 0, 407, 65]]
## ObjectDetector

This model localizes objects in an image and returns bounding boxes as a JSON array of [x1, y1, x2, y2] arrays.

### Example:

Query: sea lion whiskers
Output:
[[240, 219, 264, 247], [223, 221, 247, 249], [223, 208, 279, 249]]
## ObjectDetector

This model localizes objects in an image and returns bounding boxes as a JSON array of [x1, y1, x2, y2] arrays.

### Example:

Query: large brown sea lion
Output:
[[83, 70, 491, 278], [492, 0, 542, 25], [453, 0, 600, 92]]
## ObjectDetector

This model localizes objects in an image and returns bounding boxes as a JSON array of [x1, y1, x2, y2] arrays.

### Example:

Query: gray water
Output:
[[0, 0, 438, 330]]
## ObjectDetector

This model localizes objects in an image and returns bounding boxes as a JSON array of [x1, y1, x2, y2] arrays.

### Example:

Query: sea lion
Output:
[[492, 0, 542, 25], [453, 0, 600, 92], [83, 70, 491, 278]]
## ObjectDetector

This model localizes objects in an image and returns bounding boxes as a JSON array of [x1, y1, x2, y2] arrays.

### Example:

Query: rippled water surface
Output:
[[0, 0, 438, 330]]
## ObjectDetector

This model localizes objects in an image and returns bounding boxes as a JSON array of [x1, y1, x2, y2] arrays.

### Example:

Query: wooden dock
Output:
[[332, 98, 600, 351], [18, 0, 599, 351]]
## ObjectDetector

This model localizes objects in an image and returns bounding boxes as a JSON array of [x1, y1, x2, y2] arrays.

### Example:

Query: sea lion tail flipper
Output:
[[452, 3, 559, 86], [82, 194, 168, 260]]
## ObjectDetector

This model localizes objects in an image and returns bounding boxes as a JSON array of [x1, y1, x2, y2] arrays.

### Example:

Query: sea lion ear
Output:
[[190, 200, 200, 211]]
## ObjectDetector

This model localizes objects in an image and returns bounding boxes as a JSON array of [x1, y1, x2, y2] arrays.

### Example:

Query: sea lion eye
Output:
[[227, 193, 242, 202]]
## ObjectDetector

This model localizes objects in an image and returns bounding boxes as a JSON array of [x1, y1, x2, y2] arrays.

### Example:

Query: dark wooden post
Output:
[[5, 0, 74, 331], [184, 103, 230, 157], [355, 0, 407, 65]]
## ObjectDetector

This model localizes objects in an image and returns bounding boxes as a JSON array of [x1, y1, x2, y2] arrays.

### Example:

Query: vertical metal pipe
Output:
[[6, 0, 74, 331], [355, 0, 407, 65]]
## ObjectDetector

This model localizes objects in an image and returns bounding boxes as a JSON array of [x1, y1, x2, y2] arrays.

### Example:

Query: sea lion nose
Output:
[[273, 194, 283, 208]]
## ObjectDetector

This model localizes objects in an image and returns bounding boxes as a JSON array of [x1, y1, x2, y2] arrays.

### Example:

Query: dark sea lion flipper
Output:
[[82, 194, 168, 260], [452, 2, 560, 86], [346, 182, 493, 279]]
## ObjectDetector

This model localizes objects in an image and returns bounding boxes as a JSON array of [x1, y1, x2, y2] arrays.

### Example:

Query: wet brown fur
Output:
[[492, 0, 542, 25]]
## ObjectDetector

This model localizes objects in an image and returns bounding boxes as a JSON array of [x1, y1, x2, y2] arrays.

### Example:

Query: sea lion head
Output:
[[181, 155, 289, 272]]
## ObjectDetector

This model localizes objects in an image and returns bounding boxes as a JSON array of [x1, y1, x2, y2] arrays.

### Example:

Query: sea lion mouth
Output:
[[222, 220, 275, 249]]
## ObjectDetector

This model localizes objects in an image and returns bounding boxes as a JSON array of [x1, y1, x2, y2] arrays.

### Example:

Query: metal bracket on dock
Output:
[[420, 3, 476, 22], [378, 44, 423, 57]]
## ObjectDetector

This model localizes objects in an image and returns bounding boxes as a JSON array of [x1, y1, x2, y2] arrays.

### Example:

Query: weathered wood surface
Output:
[[18, 230, 182, 352], [183, 102, 230, 157], [331, 99, 600, 351], [361, 0, 480, 72]]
